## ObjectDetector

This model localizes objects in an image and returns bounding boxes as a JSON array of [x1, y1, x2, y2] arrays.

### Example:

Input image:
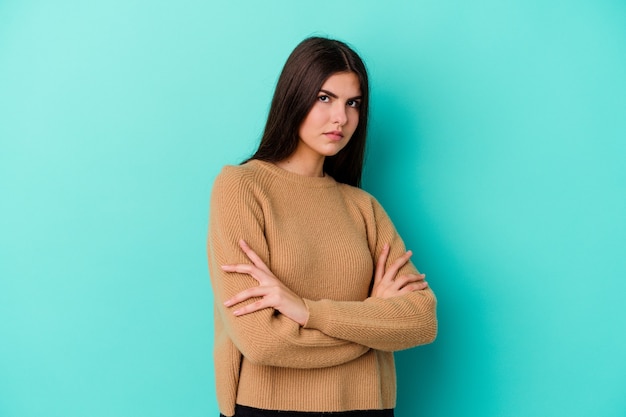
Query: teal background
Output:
[[1, 1, 625, 416]]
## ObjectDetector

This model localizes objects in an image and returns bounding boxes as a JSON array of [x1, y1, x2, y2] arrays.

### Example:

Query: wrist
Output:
[[298, 299, 310, 326]]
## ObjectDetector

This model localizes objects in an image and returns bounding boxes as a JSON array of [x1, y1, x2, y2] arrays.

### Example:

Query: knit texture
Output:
[[208, 160, 437, 417]]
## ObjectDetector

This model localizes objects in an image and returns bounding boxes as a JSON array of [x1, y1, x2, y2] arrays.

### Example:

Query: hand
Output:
[[221, 240, 310, 326], [371, 244, 429, 299]]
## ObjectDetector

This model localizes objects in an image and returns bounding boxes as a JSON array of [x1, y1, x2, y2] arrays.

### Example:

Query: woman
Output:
[[208, 37, 437, 417]]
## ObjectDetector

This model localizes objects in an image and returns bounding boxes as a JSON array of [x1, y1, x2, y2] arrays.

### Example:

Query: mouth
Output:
[[324, 131, 344, 141]]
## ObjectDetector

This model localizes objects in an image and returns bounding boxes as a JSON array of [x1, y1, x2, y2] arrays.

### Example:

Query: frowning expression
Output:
[[295, 71, 362, 161]]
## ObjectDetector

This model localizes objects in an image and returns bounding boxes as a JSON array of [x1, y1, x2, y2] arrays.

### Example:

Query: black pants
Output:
[[221, 404, 394, 417]]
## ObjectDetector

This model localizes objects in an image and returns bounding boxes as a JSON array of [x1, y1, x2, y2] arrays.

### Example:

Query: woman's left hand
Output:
[[221, 240, 310, 326]]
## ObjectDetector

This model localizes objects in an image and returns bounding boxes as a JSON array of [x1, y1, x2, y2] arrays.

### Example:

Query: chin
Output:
[[321, 150, 343, 158], [321, 145, 348, 157]]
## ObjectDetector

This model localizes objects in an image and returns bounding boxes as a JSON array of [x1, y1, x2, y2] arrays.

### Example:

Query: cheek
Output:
[[308, 106, 328, 125], [299, 111, 320, 134], [348, 111, 360, 130]]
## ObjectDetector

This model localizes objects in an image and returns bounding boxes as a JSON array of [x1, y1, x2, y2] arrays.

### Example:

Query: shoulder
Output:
[[335, 183, 401, 230], [211, 161, 267, 195], [336, 183, 391, 223], [214, 162, 256, 185], [210, 162, 271, 224], [337, 183, 381, 209], [210, 164, 263, 214]]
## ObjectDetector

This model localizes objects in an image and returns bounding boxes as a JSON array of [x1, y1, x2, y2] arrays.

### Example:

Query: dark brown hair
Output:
[[247, 37, 369, 187]]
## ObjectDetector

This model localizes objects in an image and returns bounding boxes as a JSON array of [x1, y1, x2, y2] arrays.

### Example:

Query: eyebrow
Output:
[[319, 89, 362, 101]]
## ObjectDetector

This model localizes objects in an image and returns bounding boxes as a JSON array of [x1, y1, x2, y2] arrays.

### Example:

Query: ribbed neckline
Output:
[[247, 159, 338, 188]]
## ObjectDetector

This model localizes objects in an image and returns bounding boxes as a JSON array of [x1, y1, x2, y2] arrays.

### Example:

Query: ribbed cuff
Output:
[[302, 298, 328, 330]]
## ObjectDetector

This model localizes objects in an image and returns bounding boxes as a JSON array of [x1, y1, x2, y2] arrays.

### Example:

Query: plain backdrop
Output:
[[1, 1, 625, 416]]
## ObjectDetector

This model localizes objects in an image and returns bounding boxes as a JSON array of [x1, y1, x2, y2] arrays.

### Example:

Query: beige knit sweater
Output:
[[208, 160, 437, 416]]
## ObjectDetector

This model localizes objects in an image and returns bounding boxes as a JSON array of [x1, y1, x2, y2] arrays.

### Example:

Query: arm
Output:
[[302, 198, 438, 351], [208, 168, 369, 368]]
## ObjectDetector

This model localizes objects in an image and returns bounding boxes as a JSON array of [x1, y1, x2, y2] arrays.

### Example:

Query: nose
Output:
[[331, 103, 348, 126]]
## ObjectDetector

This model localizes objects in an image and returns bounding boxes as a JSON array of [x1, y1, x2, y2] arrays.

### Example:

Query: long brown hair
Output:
[[247, 37, 369, 187]]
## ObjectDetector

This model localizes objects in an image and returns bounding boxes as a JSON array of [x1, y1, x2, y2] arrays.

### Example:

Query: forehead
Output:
[[320, 72, 361, 96]]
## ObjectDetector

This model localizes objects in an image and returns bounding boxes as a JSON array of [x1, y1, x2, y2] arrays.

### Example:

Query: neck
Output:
[[275, 154, 325, 178]]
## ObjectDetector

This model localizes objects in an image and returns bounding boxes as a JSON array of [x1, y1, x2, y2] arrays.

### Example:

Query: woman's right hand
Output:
[[221, 240, 310, 326], [370, 244, 429, 299]]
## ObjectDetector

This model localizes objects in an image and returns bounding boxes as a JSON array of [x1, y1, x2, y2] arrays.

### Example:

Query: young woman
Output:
[[208, 37, 437, 417]]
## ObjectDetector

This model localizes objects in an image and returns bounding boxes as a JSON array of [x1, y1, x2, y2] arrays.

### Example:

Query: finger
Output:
[[374, 244, 390, 284], [221, 263, 259, 275], [397, 281, 429, 295], [224, 286, 270, 307], [396, 273, 426, 285], [221, 264, 270, 284], [239, 240, 271, 274], [397, 279, 428, 293], [382, 250, 413, 282], [233, 298, 273, 316], [392, 273, 424, 290]]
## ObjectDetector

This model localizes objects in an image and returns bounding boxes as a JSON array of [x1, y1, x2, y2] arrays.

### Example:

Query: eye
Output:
[[317, 95, 330, 103], [347, 99, 361, 108]]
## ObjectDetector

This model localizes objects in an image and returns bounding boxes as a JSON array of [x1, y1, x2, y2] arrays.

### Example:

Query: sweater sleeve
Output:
[[302, 196, 438, 352], [208, 168, 370, 368]]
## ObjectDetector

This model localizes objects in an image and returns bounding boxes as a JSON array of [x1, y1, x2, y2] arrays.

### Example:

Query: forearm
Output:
[[302, 288, 437, 351], [214, 300, 370, 368], [210, 241, 370, 368]]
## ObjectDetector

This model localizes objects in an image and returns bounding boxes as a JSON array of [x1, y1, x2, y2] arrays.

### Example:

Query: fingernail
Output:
[[233, 309, 241, 316]]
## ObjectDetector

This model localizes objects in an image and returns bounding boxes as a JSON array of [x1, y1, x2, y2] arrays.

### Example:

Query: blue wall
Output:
[[1, 1, 625, 416]]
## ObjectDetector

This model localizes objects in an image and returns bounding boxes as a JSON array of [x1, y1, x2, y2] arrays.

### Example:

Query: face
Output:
[[295, 71, 362, 162]]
